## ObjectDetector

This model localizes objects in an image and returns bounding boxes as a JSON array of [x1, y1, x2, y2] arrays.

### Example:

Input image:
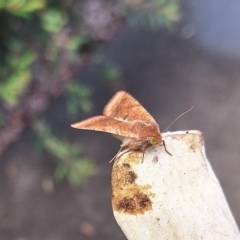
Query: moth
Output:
[[71, 91, 191, 162]]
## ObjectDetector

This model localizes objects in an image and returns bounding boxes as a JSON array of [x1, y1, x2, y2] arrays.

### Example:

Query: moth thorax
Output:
[[141, 123, 161, 144], [128, 139, 152, 151]]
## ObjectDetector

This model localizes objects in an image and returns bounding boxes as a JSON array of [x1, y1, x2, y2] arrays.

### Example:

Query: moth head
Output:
[[141, 123, 162, 146]]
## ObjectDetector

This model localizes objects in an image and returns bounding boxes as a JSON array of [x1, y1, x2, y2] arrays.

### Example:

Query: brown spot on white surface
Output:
[[114, 191, 152, 214], [152, 156, 159, 163], [112, 152, 154, 215]]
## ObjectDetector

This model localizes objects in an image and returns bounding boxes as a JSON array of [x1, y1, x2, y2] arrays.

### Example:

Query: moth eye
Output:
[[149, 137, 157, 145]]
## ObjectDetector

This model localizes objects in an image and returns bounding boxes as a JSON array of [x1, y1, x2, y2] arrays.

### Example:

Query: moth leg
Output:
[[141, 151, 145, 163], [141, 141, 172, 164], [163, 140, 172, 156], [109, 145, 130, 163]]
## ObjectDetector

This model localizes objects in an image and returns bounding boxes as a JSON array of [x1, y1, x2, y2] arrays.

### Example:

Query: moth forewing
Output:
[[103, 91, 157, 123], [71, 116, 140, 140]]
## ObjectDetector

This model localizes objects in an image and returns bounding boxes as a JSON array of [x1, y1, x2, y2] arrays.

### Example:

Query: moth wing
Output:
[[71, 116, 139, 139], [103, 91, 156, 123]]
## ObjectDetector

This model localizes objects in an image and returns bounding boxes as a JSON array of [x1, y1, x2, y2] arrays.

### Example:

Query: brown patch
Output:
[[152, 156, 158, 163], [116, 197, 135, 212], [138, 192, 151, 208], [122, 163, 130, 168], [112, 159, 137, 186], [114, 192, 152, 214], [189, 133, 203, 152], [128, 171, 137, 184], [111, 152, 154, 215]]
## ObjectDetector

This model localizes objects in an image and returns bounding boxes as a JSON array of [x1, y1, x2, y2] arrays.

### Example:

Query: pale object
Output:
[[111, 130, 240, 240]]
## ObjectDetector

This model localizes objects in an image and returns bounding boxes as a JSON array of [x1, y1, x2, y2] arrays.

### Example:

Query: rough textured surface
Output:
[[112, 131, 240, 240], [112, 152, 154, 215]]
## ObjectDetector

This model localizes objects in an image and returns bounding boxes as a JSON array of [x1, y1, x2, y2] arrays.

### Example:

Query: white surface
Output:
[[111, 131, 240, 240]]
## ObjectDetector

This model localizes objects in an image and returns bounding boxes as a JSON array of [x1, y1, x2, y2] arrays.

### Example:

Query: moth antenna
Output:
[[163, 106, 193, 133]]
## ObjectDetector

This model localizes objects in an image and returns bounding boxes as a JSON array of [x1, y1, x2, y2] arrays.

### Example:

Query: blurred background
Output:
[[0, 0, 240, 239]]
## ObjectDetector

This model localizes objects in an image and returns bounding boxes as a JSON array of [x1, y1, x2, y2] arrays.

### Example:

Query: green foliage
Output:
[[66, 83, 93, 116], [126, 0, 181, 29], [153, 0, 181, 28], [102, 65, 121, 81], [66, 36, 91, 51], [0, 40, 35, 106], [0, 0, 46, 17], [94, 56, 121, 81], [0, 0, 97, 186], [41, 8, 68, 33], [0, 0, 46, 107], [34, 121, 96, 186]]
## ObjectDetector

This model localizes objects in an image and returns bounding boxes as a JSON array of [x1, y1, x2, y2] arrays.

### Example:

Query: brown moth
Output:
[[71, 91, 171, 162]]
